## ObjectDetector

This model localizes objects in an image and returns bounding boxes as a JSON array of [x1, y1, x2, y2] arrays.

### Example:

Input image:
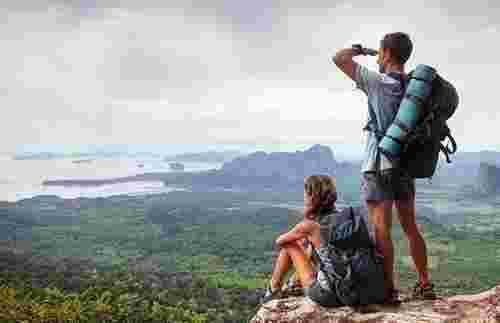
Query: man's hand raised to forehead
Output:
[[332, 44, 378, 81], [363, 47, 378, 56], [352, 44, 378, 56]]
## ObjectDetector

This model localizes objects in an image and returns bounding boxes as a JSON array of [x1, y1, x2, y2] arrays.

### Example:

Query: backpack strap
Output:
[[363, 123, 385, 141], [355, 206, 376, 247], [363, 72, 408, 140], [446, 133, 457, 154], [387, 72, 408, 101], [310, 213, 340, 286], [439, 131, 457, 163], [439, 143, 451, 163]]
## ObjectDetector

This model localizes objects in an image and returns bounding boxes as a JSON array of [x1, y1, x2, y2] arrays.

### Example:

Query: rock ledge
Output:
[[250, 285, 500, 323]]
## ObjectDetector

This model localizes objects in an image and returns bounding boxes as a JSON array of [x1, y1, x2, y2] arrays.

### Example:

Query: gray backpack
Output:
[[313, 207, 387, 305]]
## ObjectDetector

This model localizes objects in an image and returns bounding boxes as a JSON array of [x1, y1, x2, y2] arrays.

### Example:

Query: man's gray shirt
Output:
[[355, 65, 405, 173]]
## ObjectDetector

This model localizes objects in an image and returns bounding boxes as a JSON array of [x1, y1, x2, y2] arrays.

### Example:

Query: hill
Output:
[[477, 162, 500, 195], [164, 150, 242, 163], [43, 145, 353, 191], [434, 150, 500, 186]]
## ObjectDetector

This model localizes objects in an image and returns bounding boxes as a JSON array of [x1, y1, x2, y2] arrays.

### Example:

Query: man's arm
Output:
[[333, 45, 378, 82], [334, 46, 381, 96], [332, 47, 363, 81]]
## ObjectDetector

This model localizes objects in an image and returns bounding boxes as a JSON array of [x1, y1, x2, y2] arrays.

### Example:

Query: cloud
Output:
[[1, 0, 500, 152]]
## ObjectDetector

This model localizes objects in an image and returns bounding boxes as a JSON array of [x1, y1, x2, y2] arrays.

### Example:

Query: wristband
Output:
[[352, 44, 364, 55]]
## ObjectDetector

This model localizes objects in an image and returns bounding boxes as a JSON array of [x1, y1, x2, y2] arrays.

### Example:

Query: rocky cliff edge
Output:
[[250, 285, 500, 323]]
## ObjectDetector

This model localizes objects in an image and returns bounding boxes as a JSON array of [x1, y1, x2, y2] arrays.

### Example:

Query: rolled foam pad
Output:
[[378, 64, 437, 160]]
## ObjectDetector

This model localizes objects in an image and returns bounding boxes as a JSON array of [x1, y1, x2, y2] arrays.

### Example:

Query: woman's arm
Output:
[[275, 220, 315, 246]]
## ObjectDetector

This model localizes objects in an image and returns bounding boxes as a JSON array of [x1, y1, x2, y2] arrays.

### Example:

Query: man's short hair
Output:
[[381, 32, 413, 65]]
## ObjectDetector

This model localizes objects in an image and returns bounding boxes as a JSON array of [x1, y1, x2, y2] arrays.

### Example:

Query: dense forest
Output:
[[1, 184, 500, 322]]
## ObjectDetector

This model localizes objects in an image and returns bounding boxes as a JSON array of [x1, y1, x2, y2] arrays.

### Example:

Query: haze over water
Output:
[[0, 155, 221, 202]]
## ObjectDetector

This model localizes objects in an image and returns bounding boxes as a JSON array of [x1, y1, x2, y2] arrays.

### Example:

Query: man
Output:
[[332, 32, 436, 302]]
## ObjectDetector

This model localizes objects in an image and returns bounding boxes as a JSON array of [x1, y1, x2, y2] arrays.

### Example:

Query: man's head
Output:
[[376, 32, 413, 73]]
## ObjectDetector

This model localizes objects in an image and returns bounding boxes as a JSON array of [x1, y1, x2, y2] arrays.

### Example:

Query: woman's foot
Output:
[[260, 283, 282, 304], [282, 274, 304, 297]]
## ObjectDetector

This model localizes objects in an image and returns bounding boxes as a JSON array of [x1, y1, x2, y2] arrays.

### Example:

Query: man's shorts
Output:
[[361, 169, 415, 202]]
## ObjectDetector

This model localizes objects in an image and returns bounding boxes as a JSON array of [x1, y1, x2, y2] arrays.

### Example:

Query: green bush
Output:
[[0, 277, 210, 323]]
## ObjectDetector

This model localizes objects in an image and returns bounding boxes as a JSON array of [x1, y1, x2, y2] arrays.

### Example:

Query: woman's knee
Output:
[[281, 240, 303, 250]]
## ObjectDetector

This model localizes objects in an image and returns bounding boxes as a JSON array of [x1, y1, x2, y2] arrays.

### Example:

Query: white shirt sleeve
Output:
[[355, 65, 382, 96]]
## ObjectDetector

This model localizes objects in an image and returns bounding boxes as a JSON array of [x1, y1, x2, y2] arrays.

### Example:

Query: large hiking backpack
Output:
[[399, 72, 459, 178], [313, 207, 387, 305], [367, 67, 459, 179]]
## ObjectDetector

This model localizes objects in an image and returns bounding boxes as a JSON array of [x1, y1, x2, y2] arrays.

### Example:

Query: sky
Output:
[[2, 0, 500, 155]]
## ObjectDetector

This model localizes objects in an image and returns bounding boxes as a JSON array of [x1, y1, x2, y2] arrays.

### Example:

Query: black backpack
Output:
[[399, 72, 459, 179], [366, 71, 459, 179], [313, 207, 387, 305]]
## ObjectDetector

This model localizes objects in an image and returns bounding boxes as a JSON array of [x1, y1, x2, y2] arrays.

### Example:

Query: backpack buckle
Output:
[[445, 133, 457, 154]]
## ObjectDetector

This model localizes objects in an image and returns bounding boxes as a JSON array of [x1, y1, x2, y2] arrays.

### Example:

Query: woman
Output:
[[261, 175, 387, 307]]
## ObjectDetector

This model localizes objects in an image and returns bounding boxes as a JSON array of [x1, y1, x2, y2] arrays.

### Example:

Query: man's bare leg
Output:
[[395, 197, 429, 286], [367, 200, 395, 290]]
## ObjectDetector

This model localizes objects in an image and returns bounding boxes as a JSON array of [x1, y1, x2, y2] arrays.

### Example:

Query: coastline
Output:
[[42, 172, 177, 187]]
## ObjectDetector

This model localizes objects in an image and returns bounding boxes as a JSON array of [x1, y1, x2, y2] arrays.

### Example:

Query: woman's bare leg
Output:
[[270, 239, 313, 290], [281, 241, 316, 288], [271, 246, 292, 290]]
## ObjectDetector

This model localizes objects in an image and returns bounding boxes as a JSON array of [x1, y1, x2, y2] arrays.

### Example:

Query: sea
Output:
[[0, 155, 221, 202]]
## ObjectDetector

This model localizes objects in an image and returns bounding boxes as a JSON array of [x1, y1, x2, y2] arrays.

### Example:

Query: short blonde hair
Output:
[[304, 175, 337, 216]]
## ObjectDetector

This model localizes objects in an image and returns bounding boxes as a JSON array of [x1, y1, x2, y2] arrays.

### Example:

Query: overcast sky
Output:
[[2, 0, 500, 154]]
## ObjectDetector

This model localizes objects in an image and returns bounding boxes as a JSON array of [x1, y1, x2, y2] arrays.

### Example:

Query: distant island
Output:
[[476, 162, 500, 195], [164, 150, 242, 163], [14, 152, 62, 160], [433, 150, 500, 187], [220, 144, 337, 180], [168, 162, 185, 171], [43, 176, 158, 187], [14, 151, 126, 160], [72, 159, 94, 164]]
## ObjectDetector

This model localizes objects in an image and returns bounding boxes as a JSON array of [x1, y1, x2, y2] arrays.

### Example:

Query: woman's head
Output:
[[304, 175, 337, 218]]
